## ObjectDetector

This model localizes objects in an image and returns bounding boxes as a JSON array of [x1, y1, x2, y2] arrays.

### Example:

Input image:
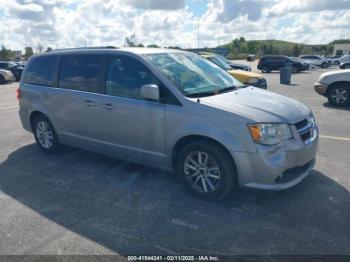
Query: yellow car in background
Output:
[[200, 52, 267, 89]]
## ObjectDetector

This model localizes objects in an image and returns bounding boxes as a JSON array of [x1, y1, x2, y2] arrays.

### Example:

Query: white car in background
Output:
[[339, 55, 350, 64], [299, 55, 330, 68], [0, 69, 16, 84], [315, 69, 350, 106]]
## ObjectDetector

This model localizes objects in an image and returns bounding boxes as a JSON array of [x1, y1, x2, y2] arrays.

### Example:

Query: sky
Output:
[[0, 0, 350, 52]]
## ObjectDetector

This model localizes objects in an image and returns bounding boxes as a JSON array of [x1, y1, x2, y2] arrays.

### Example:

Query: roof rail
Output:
[[48, 46, 118, 52]]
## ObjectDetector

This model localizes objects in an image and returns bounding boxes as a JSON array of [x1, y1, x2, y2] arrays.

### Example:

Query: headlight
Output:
[[247, 77, 258, 84], [248, 123, 293, 145]]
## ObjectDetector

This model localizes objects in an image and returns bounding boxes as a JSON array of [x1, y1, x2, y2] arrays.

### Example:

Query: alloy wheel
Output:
[[331, 88, 348, 105], [184, 151, 221, 194], [36, 121, 54, 149]]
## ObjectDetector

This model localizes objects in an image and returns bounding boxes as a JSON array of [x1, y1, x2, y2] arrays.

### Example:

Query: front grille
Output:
[[295, 119, 308, 130], [295, 117, 315, 144]]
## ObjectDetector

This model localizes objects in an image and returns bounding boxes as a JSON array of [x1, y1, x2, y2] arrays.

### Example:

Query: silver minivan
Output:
[[18, 47, 318, 200]]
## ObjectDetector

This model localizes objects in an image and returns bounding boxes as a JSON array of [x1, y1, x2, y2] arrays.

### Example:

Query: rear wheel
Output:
[[321, 62, 329, 68], [292, 66, 300, 73], [177, 140, 236, 200], [32, 115, 61, 153], [327, 84, 350, 107], [261, 66, 271, 73]]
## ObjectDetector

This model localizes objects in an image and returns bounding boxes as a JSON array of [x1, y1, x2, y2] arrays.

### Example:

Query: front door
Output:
[[93, 55, 166, 166]]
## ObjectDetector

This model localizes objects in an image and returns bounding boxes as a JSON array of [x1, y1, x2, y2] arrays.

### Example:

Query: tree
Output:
[[0, 45, 12, 60], [147, 44, 159, 48], [232, 38, 241, 53], [167, 46, 181, 50], [24, 47, 34, 60], [46, 47, 53, 52], [247, 41, 259, 54], [267, 43, 274, 54], [260, 44, 268, 55], [124, 35, 138, 47], [293, 44, 301, 57]]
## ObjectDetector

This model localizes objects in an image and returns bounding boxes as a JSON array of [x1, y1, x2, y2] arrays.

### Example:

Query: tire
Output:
[[261, 66, 271, 73], [32, 115, 61, 153], [327, 84, 350, 107], [292, 66, 300, 74], [321, 62, 329, 69], [177, 140, 236, 200], [0, 75, 5, 84]]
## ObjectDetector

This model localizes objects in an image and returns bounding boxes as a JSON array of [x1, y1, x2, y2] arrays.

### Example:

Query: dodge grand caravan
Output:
[[18, 47, 318, 200]]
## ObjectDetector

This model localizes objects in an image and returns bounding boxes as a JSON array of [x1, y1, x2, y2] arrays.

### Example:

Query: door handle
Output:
[[101, 103, 116, 110], [84, 100, 96, 107]]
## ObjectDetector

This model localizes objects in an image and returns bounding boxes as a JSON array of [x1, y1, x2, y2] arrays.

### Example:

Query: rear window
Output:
[[23, 56, 59, 86], [58, 55, 104, 94]]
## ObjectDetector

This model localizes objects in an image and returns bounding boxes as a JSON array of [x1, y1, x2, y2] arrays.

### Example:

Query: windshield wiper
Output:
[[186, 91, 217, 98], [217, 86, 237, 94]]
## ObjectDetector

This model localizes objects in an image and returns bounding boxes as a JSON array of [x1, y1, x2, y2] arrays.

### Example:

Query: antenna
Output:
[[196, 17, 200, 103]]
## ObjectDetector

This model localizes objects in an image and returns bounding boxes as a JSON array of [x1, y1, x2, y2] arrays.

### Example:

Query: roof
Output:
[[31, 47, 186, 59]]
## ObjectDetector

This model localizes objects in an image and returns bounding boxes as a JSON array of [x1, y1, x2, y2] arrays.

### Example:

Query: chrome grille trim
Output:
[[295, 115, 317, 145]]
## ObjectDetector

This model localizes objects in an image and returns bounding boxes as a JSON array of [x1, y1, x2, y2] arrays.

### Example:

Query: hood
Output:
[[200, 87, 310, 123], [319, 69, 350, 84], [228, 69, 263, 79]]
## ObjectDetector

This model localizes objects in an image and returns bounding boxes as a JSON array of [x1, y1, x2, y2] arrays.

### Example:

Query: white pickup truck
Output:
[[315, 69, 350, 106]]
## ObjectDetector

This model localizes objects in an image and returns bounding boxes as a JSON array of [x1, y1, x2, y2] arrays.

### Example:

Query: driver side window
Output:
[[106, 56, 159, 100]]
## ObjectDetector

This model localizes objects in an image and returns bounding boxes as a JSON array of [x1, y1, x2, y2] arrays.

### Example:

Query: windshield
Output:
[[206, 56, 232, 71], [145, 52, 244, 97], [214, 54, 233, 67], [8, 62, 16, 68]]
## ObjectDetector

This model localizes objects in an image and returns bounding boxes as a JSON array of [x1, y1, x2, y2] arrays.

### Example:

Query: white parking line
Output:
[[320, 135, 350, 142], [0, 105, 18, 111], [294, 97, 324, 100]]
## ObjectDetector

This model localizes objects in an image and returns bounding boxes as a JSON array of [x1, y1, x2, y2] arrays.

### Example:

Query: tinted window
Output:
[[0, 63, 10, 69], [59, 55, 104, 93], [23, 56, 59, 86], [106, 56, 159, 100]]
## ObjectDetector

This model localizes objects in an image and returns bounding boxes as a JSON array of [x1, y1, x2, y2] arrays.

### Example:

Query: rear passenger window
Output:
[[23, 56, 59, 86], [59, 55, 104, 93], [106, 56, 158, 100]]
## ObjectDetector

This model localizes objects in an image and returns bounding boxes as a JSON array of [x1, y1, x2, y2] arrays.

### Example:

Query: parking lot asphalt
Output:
[[0, 63, 349, 256]]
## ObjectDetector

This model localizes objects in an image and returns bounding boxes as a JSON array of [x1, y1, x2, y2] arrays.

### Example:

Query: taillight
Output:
[[16, 88, 20, 100]]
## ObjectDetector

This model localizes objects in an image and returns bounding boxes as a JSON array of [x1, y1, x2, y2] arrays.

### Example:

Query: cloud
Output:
[[208, 0, 265, 22], [269, 0, 350, 16], [0, 0, 350, 52], [125, 0, 185, 10]]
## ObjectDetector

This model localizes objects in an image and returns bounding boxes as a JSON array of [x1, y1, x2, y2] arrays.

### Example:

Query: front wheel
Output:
[[178, 141, 236, 200], [33, 115, 61, 153], [321, 62, 329, 68], [327, 85, 350, 107], [0, 75, 5, 84]]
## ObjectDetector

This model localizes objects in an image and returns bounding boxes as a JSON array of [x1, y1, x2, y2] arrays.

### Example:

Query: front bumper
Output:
[[314, 82, 328, 96], [231, 125, 319, 190], [2, 72, 16, 82], [251, 79, 267, 89]]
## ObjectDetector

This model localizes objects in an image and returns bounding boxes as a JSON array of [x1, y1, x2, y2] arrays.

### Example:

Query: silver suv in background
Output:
[[315, 69, 350, 106], [299, 55, 330, 68], [18, 47, 318, 200]]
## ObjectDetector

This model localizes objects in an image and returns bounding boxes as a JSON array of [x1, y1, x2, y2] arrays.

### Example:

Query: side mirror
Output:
[[140, 84, 159, 100]]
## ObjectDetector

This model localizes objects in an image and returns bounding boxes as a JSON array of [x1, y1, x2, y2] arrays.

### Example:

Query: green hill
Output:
[[220, 38, 350, 59]]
